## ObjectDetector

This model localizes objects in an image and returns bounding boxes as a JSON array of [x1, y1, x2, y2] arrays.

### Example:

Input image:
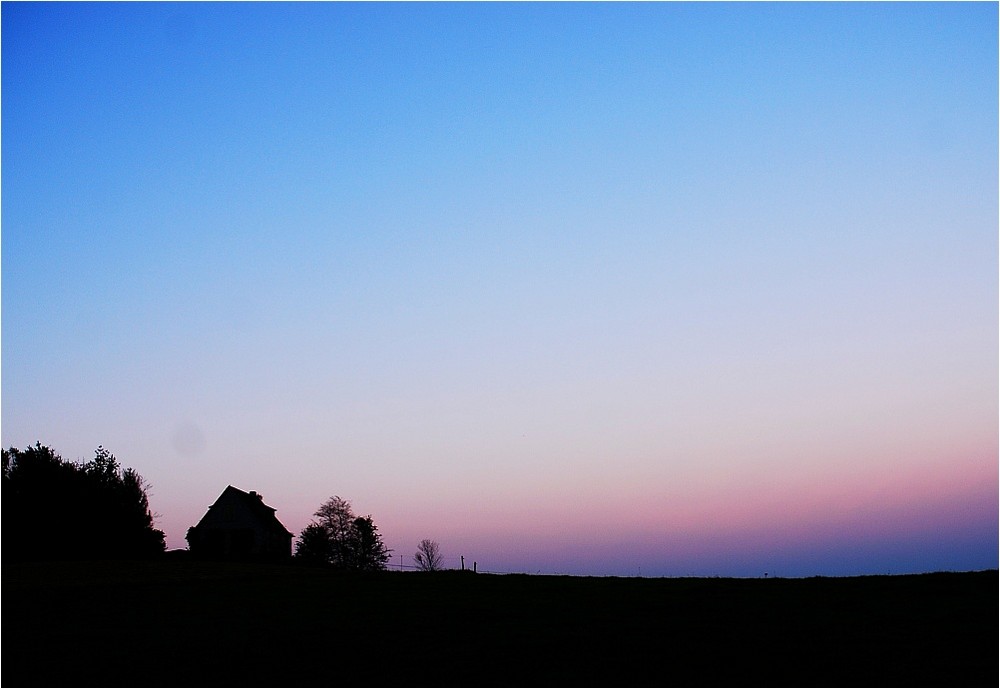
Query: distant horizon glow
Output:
[[2, 1, 997, 577]]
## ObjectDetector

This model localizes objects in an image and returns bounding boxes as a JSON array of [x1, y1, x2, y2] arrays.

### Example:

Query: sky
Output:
[[2, 1, 997, 577]]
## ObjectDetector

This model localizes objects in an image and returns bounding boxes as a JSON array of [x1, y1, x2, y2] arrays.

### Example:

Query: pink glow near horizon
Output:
[[156, 424, 997, 576], [267, 442, 996, 576]]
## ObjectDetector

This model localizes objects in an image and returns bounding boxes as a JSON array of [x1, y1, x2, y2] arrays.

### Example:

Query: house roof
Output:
[[207, 485, 294, 536]]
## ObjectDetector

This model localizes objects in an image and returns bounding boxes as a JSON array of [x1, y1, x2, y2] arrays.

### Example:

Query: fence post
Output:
[[461, 555, 465, 571]]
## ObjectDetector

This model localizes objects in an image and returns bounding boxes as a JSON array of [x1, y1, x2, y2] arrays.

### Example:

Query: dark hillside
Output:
[[3, 561, 995, 687]]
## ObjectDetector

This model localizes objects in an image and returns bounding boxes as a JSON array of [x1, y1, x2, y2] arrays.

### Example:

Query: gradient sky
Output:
[[3, 1, 997, 577]]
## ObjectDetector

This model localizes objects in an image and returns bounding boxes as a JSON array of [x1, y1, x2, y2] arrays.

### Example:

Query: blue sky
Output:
[[3, 1, 997, 576]]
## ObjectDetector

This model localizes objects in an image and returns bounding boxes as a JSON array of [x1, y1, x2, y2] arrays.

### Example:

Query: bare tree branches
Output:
[[414, 539, 443, 571]]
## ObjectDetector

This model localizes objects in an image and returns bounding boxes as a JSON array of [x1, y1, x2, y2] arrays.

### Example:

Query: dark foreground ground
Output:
[[3, 560, 996, 687]]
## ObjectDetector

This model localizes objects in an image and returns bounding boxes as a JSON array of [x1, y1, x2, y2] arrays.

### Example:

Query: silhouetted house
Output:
[[186, 486, 293, 560]]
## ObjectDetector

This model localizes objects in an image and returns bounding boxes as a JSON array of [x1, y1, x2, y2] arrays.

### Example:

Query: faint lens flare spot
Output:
[[171, 422, 206, 457]]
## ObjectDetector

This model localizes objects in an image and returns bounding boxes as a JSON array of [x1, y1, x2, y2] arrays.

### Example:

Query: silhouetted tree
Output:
[[295, 523, 333, 564], [349, 515, 391, 572], [295, 496, 391, 571], [314, 495, 356, 568], [185, 525, 201, 551], [2, 442, 165, 560], [119, 466, 166, 555], [414, 539, 444, 571]]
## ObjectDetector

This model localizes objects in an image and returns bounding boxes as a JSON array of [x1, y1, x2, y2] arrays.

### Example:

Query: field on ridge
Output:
[[3, 560, 995, 687]]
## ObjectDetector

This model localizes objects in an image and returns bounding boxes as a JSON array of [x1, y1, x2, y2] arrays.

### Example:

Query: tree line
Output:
[[295, 495, 392, 570], [293, 496, 447, 573], [3, 442, 165, 560], [4, 441, 448, 571]]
